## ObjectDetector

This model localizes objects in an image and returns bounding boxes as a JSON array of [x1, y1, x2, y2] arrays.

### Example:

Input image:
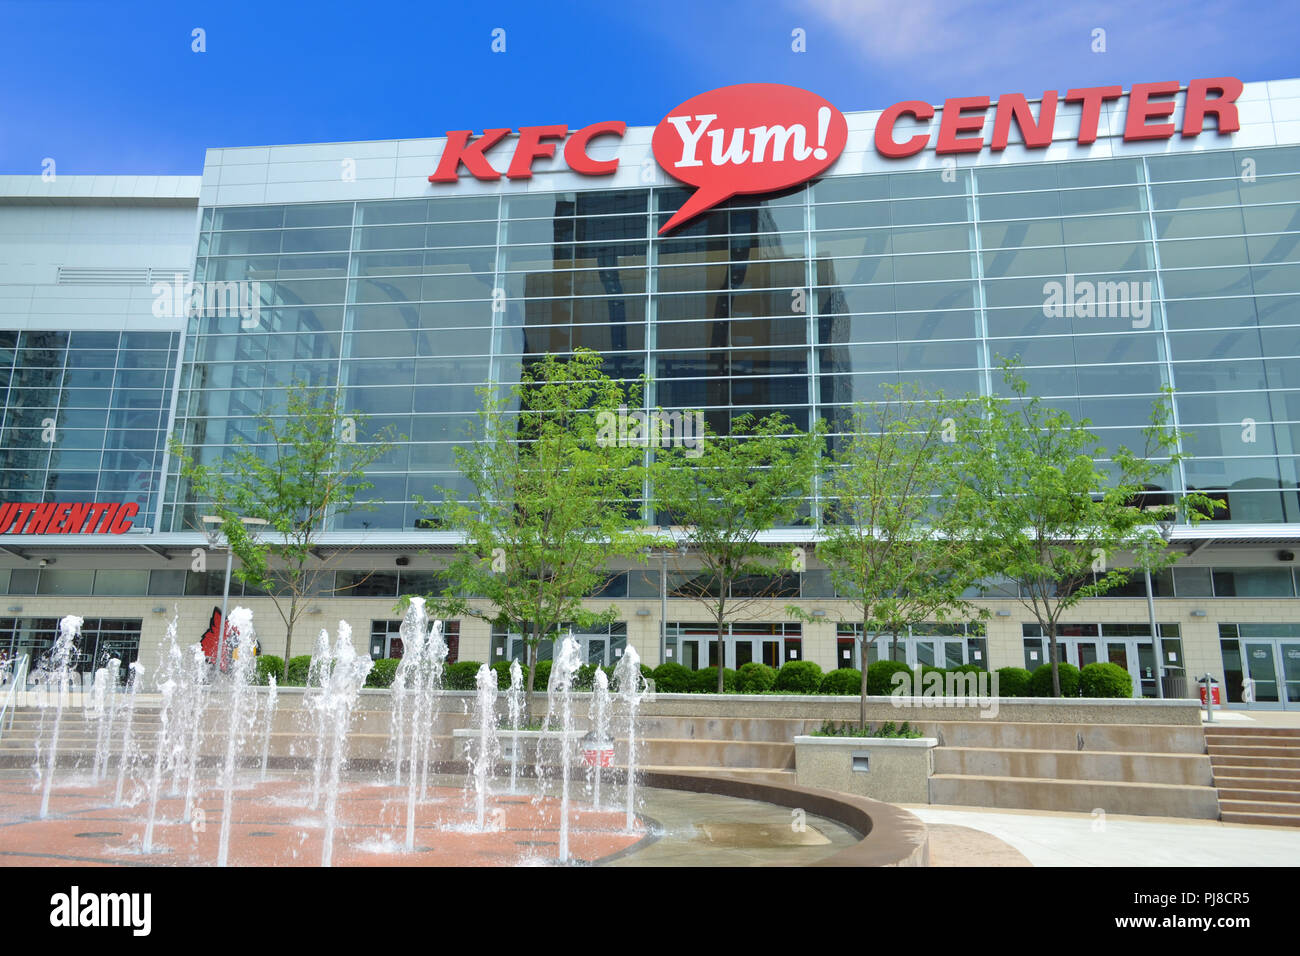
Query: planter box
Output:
[[793, 735, 937, 804]]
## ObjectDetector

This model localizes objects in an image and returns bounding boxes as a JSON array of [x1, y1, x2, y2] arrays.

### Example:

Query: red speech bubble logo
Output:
[[652, 83, 848, 234]]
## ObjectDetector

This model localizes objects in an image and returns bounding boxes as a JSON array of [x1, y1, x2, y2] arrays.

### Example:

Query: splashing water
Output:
[[470, 664, 500, 830], [260, 675, 278, 782], [114, 662, 142, 806], [507, 659, 524, 793], [91, 659, 120, 781], [307, 628, 332, 809], [216, 607, 259, 868], [38, 615, 82, 819], [391, 598, 447, 851], [548, 634, 582, 863], [588, 668, 611, 810], [613, 646, 648, 832], [179, 642, 209, 824], [319, 623, 372, 867]]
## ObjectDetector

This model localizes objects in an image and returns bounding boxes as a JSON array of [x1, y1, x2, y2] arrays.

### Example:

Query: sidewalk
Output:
[[1203, 708, 1300, 727], [906, 804, 1300, 866]]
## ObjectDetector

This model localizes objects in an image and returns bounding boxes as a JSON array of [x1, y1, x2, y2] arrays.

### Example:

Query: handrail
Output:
[[0, 654, 30, 740]]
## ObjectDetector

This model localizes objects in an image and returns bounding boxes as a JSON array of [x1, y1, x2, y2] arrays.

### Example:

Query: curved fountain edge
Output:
[[639, 770, 931, 867]]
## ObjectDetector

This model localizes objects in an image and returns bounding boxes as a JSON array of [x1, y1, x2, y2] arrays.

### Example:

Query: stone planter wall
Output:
[[794, 735, 937, 804]]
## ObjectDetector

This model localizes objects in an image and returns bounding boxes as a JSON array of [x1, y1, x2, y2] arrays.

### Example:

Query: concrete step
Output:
[[917, 721, 1207, 754], [1210, 765, 1300, 781], [1219, 811, 1300, 828], [1206, 747, 1300, 765], [1218, 786, 1300, 803], [1219, 798, 1300, 817], [1205, 726, 1300, 738], [638, 737, 794, 770], [933, 746, 1213, 786], [1202, 733, 1300, 747], [1214, 775, 1300, 794], [928, 773, 1220, 819]]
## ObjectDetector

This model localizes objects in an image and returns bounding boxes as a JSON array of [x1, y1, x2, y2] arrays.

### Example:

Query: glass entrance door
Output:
[[1239, 639, 1300, 709]]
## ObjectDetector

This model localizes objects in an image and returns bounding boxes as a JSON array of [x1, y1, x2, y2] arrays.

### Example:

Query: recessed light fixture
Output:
[[1190, 609, 1207, 617]]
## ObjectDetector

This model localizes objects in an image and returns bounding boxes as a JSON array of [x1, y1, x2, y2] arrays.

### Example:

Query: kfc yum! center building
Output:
[[2, 76, 1299, 708]]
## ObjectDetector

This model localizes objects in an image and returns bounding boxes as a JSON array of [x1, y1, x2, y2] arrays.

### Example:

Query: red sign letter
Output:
[[1183, 77, 1244, 136], [1124, 81, 1181, 141], [991, 91, 1059, 150], [936, 96, 990, 154], [506, 124, 569, 180], [429, 128, 511, 183], [875, 100, 935, 159], [109, 502, 139, 534], [564, 121, 627, 176], [1063, 85, 1123, 145]]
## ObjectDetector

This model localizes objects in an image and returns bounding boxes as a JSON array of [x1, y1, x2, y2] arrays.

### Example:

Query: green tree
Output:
[[794, 387, 986, 727], [424, 349, 658, 708], [654, 413, 823, 694], [170, 383, 396, 681], [950, 364, 1218, 697]]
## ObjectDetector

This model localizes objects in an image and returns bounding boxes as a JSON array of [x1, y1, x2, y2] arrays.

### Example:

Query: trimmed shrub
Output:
[[284, 655, 313, 686], [735, 661, 778, 694], [491, 660, 515, 690], [366, 657, 399, 689], [444, 660, 484, 690], [1029, 661, 1081, 697], [774, 660, 824, 694], [995, 667, 1033, 697], [693, 666, 737, 693], [950, 663, 986, 675], [1080, 661, 1134, 698], [818, 668, 862, 696], [866, 659, 914, 696], [530, 659, 552, 692], [651, 661, 694, 693], [254, 654, 284, 686]]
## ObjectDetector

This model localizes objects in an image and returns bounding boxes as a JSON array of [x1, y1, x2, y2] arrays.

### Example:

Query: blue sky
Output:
[[1, 0, 1297, 174]]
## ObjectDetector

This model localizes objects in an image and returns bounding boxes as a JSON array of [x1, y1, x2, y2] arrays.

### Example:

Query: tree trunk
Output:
[[525, 621, 539, 722], [281, 599, 297, 684], [715, 589, 728, 695], [890, 627, 901, 662], [1048, 622, 1061, 698], [858, 623, 871, 729]]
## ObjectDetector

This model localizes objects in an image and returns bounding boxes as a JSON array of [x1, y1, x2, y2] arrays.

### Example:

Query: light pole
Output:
[[202, 515, 268, 673], [1142, 511, 1176, 699]]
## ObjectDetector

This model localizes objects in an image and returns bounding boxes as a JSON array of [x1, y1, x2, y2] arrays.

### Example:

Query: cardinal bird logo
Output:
[[200, 606, 226, 670]]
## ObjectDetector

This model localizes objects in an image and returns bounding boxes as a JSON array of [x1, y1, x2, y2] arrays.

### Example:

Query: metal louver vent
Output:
[[55, 267, 190, 286]]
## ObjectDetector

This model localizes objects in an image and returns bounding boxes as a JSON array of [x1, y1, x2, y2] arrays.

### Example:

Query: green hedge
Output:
[[651, 662, 694, 693], [1080, 661, 1134, 698], [818, 668, 862, 695], [995, 666, 1033, 697], [1029, 661, 1081, 697], [366, 657, 399, 689], [735, 661, 778, 694], [284, 655, 313, 686], [254, 654, 284, 686], [444, 660, 483, 691], [693, 666, 737, 693], [774, 660, 824, 693], [866, 659, 914, 695]]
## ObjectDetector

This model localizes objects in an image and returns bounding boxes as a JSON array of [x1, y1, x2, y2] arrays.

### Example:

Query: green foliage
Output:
[[491, 660, 518, 690], [444, 660, 484, 691], [170, 382, 397, 680], [283, 655, 313, 686], [950, 362, 1219, 696], [1030, 662, 1081, 697], [950, 663, 986, 675], [735, 661, 778, 694], [693, 667, 737, 693], [818, 668, 862, 695], [365, 658, 399, 689], [651, 661, 694, 693], [655, 412, 823, 694], [254, 655, 284, 686], [995, 667, 1034, 697], [815, 719, 923, 739], [421, 349, 659, 697], [867, 659, 915, 695], [1080, 661, 1134, 698], [574, 663, 615, 691], [532, 659, 552, 690], [774, 659, 824, 693]]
